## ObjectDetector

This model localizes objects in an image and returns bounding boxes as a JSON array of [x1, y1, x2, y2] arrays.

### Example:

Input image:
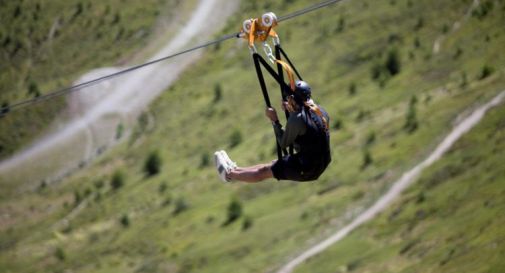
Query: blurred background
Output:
[[0, 0, 504, 272]]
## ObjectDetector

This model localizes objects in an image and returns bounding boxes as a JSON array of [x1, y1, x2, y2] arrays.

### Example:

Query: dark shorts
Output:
[[271, 154, 322, 182]]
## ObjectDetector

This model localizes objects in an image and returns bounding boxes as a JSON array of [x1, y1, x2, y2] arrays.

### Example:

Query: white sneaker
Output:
[[218, 150, 237, 170], [214, 151, 234, 183]]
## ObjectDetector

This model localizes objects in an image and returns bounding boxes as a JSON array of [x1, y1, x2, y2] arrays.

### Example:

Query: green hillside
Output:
[[1, 0, 504, 273], [295, 101, 505, 273], [0, 0, 194, 159]]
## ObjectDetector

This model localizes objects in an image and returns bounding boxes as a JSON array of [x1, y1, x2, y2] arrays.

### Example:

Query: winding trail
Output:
[[277, 90, 505, 273], [433, 0, 479, 54], [0, 0, 238, 185]]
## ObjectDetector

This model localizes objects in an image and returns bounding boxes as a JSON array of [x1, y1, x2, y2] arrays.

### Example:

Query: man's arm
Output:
[[274, 113, 306, 150]]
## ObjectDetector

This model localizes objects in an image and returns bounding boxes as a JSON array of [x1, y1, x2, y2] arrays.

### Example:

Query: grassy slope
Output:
[[0, 0, 504, 272], [294, 101, 505, 273], [0, 0, 185, 159]]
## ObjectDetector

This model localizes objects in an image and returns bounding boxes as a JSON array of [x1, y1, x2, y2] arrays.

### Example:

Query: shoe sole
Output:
[[214, 151, 231, 183]]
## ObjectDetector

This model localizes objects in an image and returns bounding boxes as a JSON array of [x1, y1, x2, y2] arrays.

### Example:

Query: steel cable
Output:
[[1, 0, 342, 115]]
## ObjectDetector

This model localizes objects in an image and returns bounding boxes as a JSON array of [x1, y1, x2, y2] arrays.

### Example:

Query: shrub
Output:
[[453, 47, 463, 59], [13, 5, 22, 18], [442, 24, 449, 34], [54, 247, 66, 261], [460, 72, 468, 88], [404, 96, 419, 133], [158, 182, 167, 194], [200, 152, 210, 168], [144, 151, 162, 177], [120, 214, 130, 227], [0, 101, 9, 116], [365, 131, 376, 146], [223, 199, 242, 226], [385, 49, 401, 76], [348, 82, 357, 96], [414, 37, 421, 48], [229, 129, 243, 148], [72, 3, 83, 19], [94, 179, 104, 189], [333, 118, 343, 130], [111, 170, 125, 190], [28, 81, 41, 98], [371, 63, 383, 80], [479, 65, 494, 80], [111, 12, 121, 25], [115, 123, 124, 140], [173, 197, 188, 215], [473, 1, 494, 19], [213, 83, 222, 103], [414, 17, 424, 31], [361, 148, 373, 169], [242, 216, 253, 231], [336, 16, 345, 33], [73, 190, 82, 206]]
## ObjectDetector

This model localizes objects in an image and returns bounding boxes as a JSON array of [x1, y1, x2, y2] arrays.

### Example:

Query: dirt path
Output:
[[0, 0, 238, 185], [433, 0, 479, 54], [277, 90, 505, 273]]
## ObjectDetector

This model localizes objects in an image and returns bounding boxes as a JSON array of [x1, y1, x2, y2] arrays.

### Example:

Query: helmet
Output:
[[293, 80, 311, 104]]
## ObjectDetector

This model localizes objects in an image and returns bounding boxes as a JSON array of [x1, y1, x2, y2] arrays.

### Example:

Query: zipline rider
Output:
[[215, 80, 331, 183]]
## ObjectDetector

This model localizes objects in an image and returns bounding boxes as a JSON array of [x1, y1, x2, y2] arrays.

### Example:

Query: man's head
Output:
[[293, 80, 311, 105], [284, 80, 312, 113]]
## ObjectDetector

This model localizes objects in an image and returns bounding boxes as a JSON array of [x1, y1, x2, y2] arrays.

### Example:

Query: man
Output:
[[215, 80, 331, 183]]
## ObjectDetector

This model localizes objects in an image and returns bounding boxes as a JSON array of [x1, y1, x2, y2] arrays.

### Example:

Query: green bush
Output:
[[414, 17, 424, 31], [333, 118, 343, 130], [200, 152, 210, 168], [229, 129, 243, 148], [242, 216, 253, 231], [472, 1, 494, 19], [173, 197, 188, 215], [115, 123, 124, 140], [479, 65, 494, 80], [111, 170, 125, 190], [223, 199, 243, 226], [385, 49, 401, 76], [120, 214, 130, 227], [460, 71, 468, 88], [54, 247, 66, 261], [74, 190, 82, 206], [213, 83, 222, 103], [365, 131, 376, 146], [361, 148, 373, 169], [27, 81, 41, 98], [336, 16, 345, 33], [158, 182, 167, 194], [348, 82, 357, 96], [144, 151, 162, 176], [404, 96, 419, 133], [0, 102, 9, 117]]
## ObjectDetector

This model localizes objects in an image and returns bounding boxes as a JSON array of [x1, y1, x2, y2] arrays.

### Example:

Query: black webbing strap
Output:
[[253, 53, 285, 160], [275, 46, 294, 156], [252, 48, 304, 160], [276, 45, 303, 81], [253, 53, 296, 160]]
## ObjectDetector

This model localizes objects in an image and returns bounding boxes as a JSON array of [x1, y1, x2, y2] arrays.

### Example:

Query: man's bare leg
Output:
[[228, 162, 275, 183]]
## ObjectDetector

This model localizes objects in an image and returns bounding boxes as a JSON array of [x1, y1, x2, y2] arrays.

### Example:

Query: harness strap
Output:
[[304, 101, 329, 132], [275, 60, 296, 91]]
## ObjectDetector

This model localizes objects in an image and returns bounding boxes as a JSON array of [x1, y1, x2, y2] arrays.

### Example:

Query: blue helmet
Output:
[[293, 80, 311, 104]]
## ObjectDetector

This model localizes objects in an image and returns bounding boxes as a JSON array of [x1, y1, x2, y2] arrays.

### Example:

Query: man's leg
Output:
[[228, 162, 275, 183]]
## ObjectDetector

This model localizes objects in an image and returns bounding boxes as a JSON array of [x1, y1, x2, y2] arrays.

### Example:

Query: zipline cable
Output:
[[1, 0, 342, 115], [278, 0, 344, 22]]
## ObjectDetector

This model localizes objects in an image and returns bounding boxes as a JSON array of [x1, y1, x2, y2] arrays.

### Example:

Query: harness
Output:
[[238, 12, 329, 162]]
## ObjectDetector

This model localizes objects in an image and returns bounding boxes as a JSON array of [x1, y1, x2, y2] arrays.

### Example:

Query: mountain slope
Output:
[[294, 96, 505, 273], [0, 0, 504, 272], [0, 0, 195, 159]]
